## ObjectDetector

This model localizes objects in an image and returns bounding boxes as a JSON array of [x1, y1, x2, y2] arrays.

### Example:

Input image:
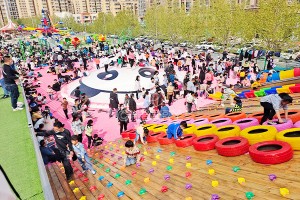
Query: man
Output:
[[103, 55, 109, 73], [2, 56, 23, 111], [36, 121, 74, 180], [80, 93, 90, 107], [128, 93, 137, 122], [166, 121, 187, 140], [61, 98, 69, 119], [52, 79, 61, 92], [109, 88, 119, 118], [0, 65, 9, 99]]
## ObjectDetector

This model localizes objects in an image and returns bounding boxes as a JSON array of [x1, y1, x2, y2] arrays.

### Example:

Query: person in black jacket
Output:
[[109, 88, 119, 118], [117, 104, 129, 134], [52, 79, 61, 92], [2, 55, 22, 111], [36, 121, 74, 180], [128, 93, 137, 122]]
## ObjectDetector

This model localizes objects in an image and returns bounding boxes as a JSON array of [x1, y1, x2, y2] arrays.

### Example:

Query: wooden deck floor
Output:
[[46, 93, 300, 200]]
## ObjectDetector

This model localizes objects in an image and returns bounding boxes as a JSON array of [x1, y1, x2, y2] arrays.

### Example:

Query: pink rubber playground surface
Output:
[[35, 61, 238, 145]]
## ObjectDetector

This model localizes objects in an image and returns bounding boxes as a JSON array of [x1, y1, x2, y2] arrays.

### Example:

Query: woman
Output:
[[134, 76, 141, 99], [117, 104, 129, 134], [167, 82, 174, 106], [143, 91, 151, 113], [260, 93, 293, 125], [71, 116, 84, 142]]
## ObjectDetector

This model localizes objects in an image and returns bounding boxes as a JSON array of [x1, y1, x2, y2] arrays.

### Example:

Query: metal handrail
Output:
[[20, 86, 55, 200]]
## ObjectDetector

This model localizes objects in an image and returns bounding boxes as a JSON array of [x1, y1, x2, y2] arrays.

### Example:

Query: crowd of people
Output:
[[0, 35, 293, 181]]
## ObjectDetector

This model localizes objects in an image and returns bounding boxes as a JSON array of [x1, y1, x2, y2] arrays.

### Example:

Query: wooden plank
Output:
[[46, 164, 66, 200]]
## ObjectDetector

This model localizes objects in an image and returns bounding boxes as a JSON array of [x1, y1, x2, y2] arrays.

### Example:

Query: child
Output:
[[85, 120, 93, 150], [71, 135, 97, 174], [251, 78, 261, 90], [92, 134, 103, 149], [134, 121, 149, 144], [124, 94, 129, 107], [124, 140, 140, 167], [225, 96, 242, 114], [221, 84, 236, 107], [166, 121, 188, 140], [47, 85, 54, 100], [36, 93, 43, 103]]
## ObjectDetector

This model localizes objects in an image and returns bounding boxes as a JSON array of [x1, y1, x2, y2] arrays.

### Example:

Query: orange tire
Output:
[[225, 112, 247, 122], [275, 109, 300, 123], [207, 114, 225, 121], [247, 112, 264, 122]]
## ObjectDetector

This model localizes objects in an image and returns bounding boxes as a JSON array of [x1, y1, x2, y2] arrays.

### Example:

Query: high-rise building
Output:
[[0, 0, 8, 26], [16, 0, 38, 18]]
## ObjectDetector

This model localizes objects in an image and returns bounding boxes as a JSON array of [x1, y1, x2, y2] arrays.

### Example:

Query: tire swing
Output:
[[183, 124, 196, 134], [263, 119, 293, 132], [193, 118, 210, 126], [121, 129, 135, 139], [240, 125, 277, 145], [249, 141, 293, 164], [147, 132, 165, 143], [151, 125, 168, 133], [276, 109, 300, 123], [214, 125, 241, 139], [207, 113, 225, 121], [233, 118, 259, 130], [175, 134, 197, 148], [247, 112, 264, 122], [211, 118, 232, 128], [215, 137, 250, 157], [192, 135, 219, 151], [225, 112, 247, 122], [195, 124, 217, 137], [276, 128, 300, 150], [158, 134, 175, 145]]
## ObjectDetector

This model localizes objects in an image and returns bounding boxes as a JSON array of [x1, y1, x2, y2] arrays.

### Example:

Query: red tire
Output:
[[158, 134, 175, 145], [249, 141, 293, 164], [225, 112, 247, 122], [121, 129, 135, 139], [215, 137, 249, 157], [192, 135, 219, 151], [147, 132, 164, 143], [128, 132, 136, 140], [174, 134, 197, 148]]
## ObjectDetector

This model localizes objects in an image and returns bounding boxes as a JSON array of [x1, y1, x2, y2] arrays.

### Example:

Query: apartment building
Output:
[[16, 0, 37, 18], [0, 0, 8, 26]]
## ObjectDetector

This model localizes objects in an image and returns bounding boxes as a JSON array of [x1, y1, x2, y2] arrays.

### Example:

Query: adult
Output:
[[117, 104, 129, 134], [40, 140, 59, 165], [134, 76, 141, 99], [36, 121, 74, 180], [0, 64, 9, 98], [166, 82, 174, 106], [109, 88, 119, 118], [260, 93, 293, 125], [52, 79, 61, 92], [61, 97, 69, 119], [2, 55, 22, 111], [128, 93, 137, 122], [103, 55, 110, 73], [71, 116, 84, 143]]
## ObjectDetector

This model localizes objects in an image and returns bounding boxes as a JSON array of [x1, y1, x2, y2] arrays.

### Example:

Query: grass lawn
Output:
[[0, 88, 44, 199]]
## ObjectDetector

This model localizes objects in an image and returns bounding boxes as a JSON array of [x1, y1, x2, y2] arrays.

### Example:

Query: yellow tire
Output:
[[151, 124, 168, 133], [240, 125, 277, 145], [214, 125, 241, 139], [183, 124, 196, 134], [144, 124, 156, 131], [194, 124, 217, 137], [276, 128, 300, 150]]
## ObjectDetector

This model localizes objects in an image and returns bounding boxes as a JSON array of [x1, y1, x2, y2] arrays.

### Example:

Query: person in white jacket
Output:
[[71, 116, 84, 143], [85, 119, 93, 150]]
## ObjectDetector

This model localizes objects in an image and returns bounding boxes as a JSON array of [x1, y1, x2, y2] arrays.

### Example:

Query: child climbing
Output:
[[225, 96, 242, 114], [71, 135, 97, 175], [134, 121, 149, 144], [124, 140, 140, 167], [166, 121, 188, 140], [221, 84, 236, 107]]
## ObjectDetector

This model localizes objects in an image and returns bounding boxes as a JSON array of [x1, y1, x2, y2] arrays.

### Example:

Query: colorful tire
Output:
[[121, 129, 135, 139], [263, 119, 293, 132], [158, 135, 175, 145], [193, 118, 210, 126], [195, 124, 217, 137], [276, 109, 300, 123], [233, 118, 259, 130], [215, 137, 249, 157], [192, 135, 219, 151], [247, 112, 264, 122], [193, 114, 207, 119], [294, 120, 300, 128], [225, 112, 247, 122], [182, 118, 195, 124], [147, 132, 164, 143], [175, 134, 197, 148], [214, 125, 241, 139], [128, 132, 136, 140], [249, 141, 293, 164], [151, 125, 167, 133], [145, 124, 157, 131], [207, 114, 225, 121], [276, 128, 300, 150], [240, 125, 277, 145], [158, 119, 170, 125], [211, 118, 232, 128], [183, 124, 196, 134]]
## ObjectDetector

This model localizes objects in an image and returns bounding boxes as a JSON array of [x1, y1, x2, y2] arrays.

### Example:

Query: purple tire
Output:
[[182, 118, 195, 124], [193, 118, 210, 126], [233, 118, 259, 130], [263, 119, 293, 132], [211, 118, 232, 128], [294, 120, 300, 128]]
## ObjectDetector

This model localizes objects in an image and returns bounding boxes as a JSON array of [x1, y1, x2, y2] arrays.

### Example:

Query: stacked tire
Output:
[[215, 137, 249, 157]]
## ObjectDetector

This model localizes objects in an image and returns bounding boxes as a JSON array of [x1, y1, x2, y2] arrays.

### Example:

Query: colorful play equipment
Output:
[[249, 141, 293, 164], [72, 37, 81, 49], [211, 118, 232, 128], [276, 109, 300, 123], [225, 112, 247, 122], [192, 135, 219, 151], [194, 124, 217, 136], [263, 119, 293, 132], [215, 137, 250, 157], [174, 134, 197, 147], [233, 118, 259, 130], [158, 135, 175, 145], [276, 128, 300, 150], [240, 125, 277, 145], [214, 125, 240, 139]]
